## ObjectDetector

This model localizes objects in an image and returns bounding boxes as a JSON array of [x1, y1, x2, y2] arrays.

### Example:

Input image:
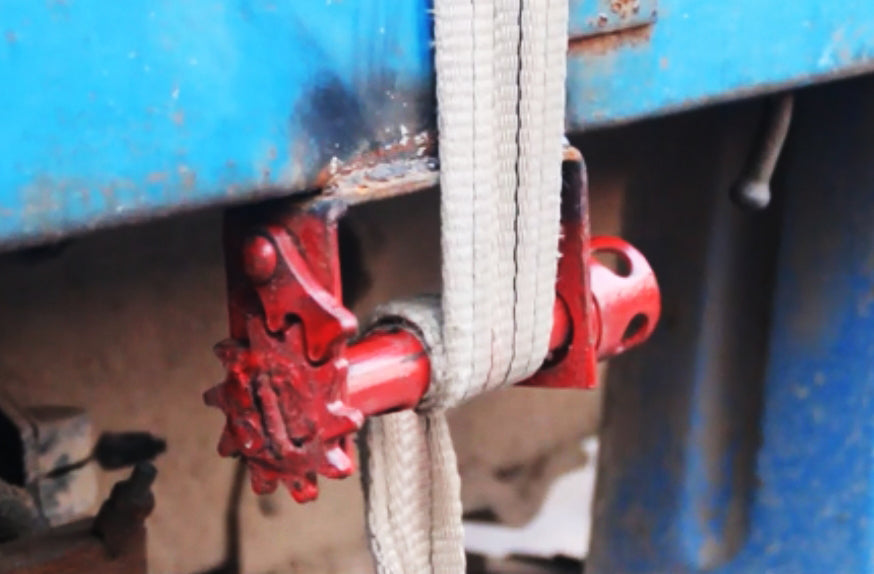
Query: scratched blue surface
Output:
[[0, 0, 434, 248], [2, 1, 874, 247], [569, 0, 874, 129]]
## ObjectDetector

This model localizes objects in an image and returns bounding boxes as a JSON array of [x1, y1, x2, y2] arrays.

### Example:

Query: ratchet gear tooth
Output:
[[285, 475, 319, 503], [214, 338, 247, 367], [324, 401, 365, 439], [207, 319, 361, 502], [203, 384, 225, 409], [248, 465, 279, 495], [217, 426, 239, 457], [321, 444, 354, 479], [208, 218, 365, 503]]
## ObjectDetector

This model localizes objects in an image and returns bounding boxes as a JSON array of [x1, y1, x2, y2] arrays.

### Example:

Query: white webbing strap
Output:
[[361, 299, 464, 573], [361, 2, 568, 572], [361, 412, 461, 573]]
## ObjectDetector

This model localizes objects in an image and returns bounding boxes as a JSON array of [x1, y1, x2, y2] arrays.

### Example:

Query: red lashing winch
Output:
[[204, 151, 660, 502]]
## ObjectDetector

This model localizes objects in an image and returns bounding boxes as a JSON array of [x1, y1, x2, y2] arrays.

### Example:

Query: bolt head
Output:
[[243, 236, 277, 283]]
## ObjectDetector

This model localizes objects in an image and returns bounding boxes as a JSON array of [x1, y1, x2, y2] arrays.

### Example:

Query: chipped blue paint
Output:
[[1, 1, 874, 248], [569, 0, 659, 38]]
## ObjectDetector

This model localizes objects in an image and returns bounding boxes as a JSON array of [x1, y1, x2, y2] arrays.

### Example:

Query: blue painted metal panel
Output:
[[2, 1, 874, 248], [590, 76, 874, 573], [0, 1, 435, 248], [568, 0, 874, 129]]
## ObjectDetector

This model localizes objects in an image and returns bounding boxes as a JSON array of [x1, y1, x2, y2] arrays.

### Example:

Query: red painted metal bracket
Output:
[[204, 151, 660, 502], [204, 203, 364, 502], [524, 149, 599, 390]]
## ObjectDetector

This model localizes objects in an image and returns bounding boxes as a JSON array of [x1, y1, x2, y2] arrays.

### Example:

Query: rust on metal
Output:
[[610, 0, 642, 19], [569, 24, 653, 56], [313, 131, 436, 190], [315, 137, 580, 209], [324, 156, 440, 206], [92, 463, 156, 558], [0, 464, 155, 574]]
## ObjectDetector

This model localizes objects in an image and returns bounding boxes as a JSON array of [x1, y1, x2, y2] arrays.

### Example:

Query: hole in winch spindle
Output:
[[593, 248, 632, 277], [622, 314, 648, 343]]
